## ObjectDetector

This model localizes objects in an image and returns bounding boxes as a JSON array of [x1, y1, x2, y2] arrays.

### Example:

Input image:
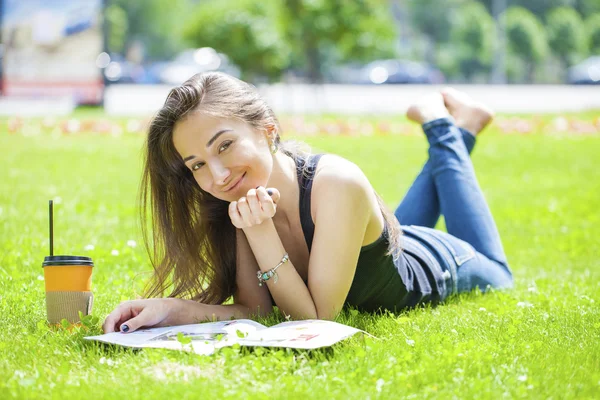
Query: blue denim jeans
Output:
[[394, 117, 514, 298]]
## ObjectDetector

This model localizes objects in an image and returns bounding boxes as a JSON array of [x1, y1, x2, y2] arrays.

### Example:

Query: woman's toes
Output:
[[441, 87, 472, 112], [406, 93, 449, 125], [440, 88, 494, 135]]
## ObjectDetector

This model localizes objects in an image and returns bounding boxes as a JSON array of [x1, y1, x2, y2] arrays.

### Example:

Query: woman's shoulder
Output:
[[312, 154, 372, 194]]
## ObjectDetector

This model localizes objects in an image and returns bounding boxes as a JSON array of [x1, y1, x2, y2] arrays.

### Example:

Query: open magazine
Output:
[[84, 319, 367, 355]]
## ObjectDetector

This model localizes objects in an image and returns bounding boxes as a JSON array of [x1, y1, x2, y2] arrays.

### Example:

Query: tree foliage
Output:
[[546, 7, 588, 68], [104, 4, 128, 54], [576, 0, 600, 16], [280, 0, 397, 82], [406, 0, 471, 43], [406, 0, 469, 64], [450, 2, 495, 80], [503, 7, 548, 81], [480, 0, 576, 17], [586, 13, 600, 54], [183, 0, 397, 82], [106, 0, 191, 59], [182, 0, 290, 81]]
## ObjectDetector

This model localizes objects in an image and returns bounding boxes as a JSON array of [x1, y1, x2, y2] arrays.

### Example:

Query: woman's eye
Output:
[[218, 140, 232, 153], [192, 162, 205, 171]]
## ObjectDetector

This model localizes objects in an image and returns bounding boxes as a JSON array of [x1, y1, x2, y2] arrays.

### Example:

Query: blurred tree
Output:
[[184, 0, 396, 83], [586, 14, 600, 54], [503, 7, 548, 82], [575, 0, 600, 16], [546, 7, 588, 70], [406, 0, 468, 64], [479, 0, 576, 17], [280, 0, 397, 82], [450, 2, 495, 81], [183, 0, 290, 81], [104, 4, 128, 54], [106, 0, 191, 60]]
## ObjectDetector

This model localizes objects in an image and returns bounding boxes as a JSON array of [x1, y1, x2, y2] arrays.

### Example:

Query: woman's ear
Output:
[[264, 122, 278, 142]]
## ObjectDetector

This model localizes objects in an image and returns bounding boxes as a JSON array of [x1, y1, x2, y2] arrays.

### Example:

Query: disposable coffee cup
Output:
[[42, 255, 94, 325]]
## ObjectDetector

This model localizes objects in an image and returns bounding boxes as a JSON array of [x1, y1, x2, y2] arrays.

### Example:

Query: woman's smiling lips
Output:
[[223, 172, 246, 192]]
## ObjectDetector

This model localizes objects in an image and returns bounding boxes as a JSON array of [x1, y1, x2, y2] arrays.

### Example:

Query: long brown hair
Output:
[[140, 72, 402, 304]]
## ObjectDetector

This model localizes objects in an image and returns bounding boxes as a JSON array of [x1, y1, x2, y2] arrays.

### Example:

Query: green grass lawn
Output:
[[1, 114, 599, 399]]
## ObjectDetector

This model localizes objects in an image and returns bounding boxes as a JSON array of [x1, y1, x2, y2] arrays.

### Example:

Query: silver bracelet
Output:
[[257, 253, 289, 286]]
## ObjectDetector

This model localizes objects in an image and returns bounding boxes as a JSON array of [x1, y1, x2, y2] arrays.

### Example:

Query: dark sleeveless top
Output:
[[295, 154, 446, 312]]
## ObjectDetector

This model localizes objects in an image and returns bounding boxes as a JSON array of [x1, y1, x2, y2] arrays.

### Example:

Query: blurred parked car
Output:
[[157, 47, 241, 85], [98, 53, 161, 84], [567, 56, 600, 85], [327, 59, 445, 84]]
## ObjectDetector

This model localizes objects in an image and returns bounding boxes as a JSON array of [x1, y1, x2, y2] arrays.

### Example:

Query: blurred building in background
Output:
[[1, 0, 104, 104]]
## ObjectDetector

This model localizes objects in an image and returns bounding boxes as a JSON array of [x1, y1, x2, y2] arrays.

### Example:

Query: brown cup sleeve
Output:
[[45, 291, 94, 324]]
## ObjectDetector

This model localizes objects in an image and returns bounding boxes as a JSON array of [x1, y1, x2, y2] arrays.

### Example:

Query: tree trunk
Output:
[[305, 43, 323, 83]]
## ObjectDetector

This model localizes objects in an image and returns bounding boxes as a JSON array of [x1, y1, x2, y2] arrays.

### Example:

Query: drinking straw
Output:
[[49, 200, 53, 256]]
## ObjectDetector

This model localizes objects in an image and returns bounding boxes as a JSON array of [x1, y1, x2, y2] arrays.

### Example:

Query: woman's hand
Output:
[[102, 298, 183, 333], [228, 186, 280, 229]]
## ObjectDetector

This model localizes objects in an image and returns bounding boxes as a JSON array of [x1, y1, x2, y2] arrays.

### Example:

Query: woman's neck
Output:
[[267, 151, 299, 223]]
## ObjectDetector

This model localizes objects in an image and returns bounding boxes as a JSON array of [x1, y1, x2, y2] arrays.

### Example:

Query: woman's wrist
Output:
[[163, 298, 191, 326], [242, 217, 277, 239], [169, 298, 251, 324]]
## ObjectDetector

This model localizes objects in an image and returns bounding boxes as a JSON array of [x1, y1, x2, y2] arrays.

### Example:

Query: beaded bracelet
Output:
[[257, 253, 289, 286]]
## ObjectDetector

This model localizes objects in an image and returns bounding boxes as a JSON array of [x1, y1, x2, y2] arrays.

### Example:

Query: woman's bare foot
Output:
[[441, 88, 494, 135], [406, 93, 450, 125]]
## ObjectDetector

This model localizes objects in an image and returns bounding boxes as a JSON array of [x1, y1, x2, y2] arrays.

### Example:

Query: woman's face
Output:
[[172, 112, 274, 201]]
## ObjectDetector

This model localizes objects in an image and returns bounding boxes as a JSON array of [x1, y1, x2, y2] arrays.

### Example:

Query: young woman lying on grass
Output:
[[103, 72, 514, 333]]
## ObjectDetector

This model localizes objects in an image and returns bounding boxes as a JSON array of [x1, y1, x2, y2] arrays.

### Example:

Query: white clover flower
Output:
[[84, 244, 95, 251], [406, 339, 415, 347], [376, 378, 385, 393], [111, 249, 119, 256], [126, 240, 137, 248], [99, 357, 116, 366], [479, 307, 487, 312], [518, 375, 527, 382], [517, 301, 533, 308], [37, 275, 44, 281]]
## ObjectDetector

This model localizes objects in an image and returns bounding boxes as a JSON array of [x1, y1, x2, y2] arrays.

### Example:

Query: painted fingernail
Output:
[[121, 324, 129, 333], [267, 189, 274, 196]]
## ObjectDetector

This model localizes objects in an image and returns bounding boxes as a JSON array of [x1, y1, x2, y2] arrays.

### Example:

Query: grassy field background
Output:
[[1, 111, 599, 399]]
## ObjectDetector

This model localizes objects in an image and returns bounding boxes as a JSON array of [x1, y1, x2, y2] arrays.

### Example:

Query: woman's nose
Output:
[[208, 160, 230, 185]]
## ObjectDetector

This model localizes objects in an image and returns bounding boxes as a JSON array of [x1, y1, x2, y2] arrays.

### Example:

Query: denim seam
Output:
[[402, 228, 455, 297], [405, 226, 460, 294], [401, 236, 450, 299], [421, 116, 456, 131], [410, 225, 476, 267]]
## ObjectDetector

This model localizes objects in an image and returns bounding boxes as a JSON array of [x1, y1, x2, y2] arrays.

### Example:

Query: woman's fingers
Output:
[[227, 187, 280, 228], [245, 189, 263, 224], [236, 197, 254, 226], [102, 301, 137, 333], [102, 299, 173, 334], [257, 187, 276, 215], [266, 187, 281, 205], [228, 201, 243, 228], [119, 306, 157, 333]]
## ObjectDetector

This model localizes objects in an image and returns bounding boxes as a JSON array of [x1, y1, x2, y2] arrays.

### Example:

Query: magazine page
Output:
[[84, 319, 366, 353], [236, 320, 365, 349], [84, 319, 267, 352]]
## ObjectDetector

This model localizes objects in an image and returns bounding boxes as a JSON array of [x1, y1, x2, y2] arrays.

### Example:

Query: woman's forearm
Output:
[[243, 219, 318, 320], [169, 299, 253, 325]]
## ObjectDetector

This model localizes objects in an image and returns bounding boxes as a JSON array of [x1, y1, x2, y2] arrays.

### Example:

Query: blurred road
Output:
[[105, 84, 600, 116]]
